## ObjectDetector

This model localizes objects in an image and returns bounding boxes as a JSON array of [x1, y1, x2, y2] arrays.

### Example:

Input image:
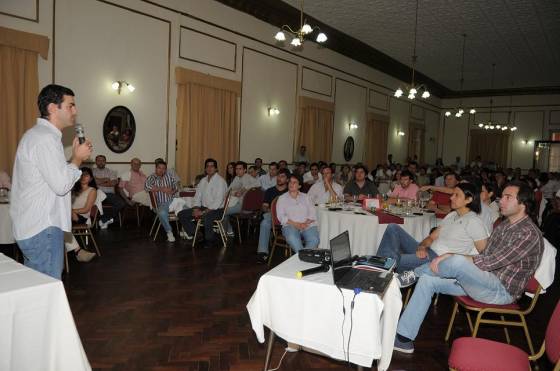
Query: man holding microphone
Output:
[[10, 84, 92, 279]]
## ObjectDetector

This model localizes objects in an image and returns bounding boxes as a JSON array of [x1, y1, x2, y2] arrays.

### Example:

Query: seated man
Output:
[[155, 157, 181, 191], [259, 161, 278, 191], [388, 170, 419, 203], [256, 168, 290, 263], [394, 181, 544, 354], [145, 159, 177, 242], [177, 158, 227, 247], [377, 183, 488, 274], [307, 166, 343, 204], [343, 164, 378, 201], [254, 157, 266, 177], [276, 174, 319, 252], [420, 172, 460, 214], [224, 161, 260, 236], [118, 157, 150, 207], [92, 154, 126, 228], [303, 162, 322, 185]]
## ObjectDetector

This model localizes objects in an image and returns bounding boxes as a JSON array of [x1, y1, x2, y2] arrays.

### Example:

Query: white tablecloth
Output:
[[0, 203, 14, 244], [247, 255, 402, 370], [0, 253, 91, 371], [168, 197, 194, 214], [317, 206, 437, 256]]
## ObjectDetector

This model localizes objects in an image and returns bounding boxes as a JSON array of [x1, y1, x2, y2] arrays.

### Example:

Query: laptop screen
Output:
[[329, 231, 353, 283]]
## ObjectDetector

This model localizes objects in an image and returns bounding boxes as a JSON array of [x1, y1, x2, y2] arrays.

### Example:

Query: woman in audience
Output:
[[480, 181, 500, 232], [336, 164, 352, 186], [276, 174, 319, 252], [66, 167, 97, 262], [391, 169, 402, 191], [225, 162, 236, 186]]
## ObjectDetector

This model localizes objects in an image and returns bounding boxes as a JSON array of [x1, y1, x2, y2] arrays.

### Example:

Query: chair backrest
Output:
[[525, 276, 541, 295], [241, 187, 264, 212], [89, 205, 99, 226], [270, 197, 281, 227], [148, 190, 158, 209], [216, 190, 232, 221], [546, 299, 560, 365]]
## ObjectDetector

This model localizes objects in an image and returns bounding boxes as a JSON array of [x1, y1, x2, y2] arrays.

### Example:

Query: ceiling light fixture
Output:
[[273, 0, 327, 49], [394, 0, 430, 100], [445, 34, 476, 118], [111, 80, 135, 95]]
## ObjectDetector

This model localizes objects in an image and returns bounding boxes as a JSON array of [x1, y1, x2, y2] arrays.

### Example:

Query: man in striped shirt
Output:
[[145, 159, 177, 242], [393, 181, 544, 354]]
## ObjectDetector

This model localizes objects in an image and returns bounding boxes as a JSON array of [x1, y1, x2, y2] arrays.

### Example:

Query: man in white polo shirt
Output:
[[10, 84, 92, 279]]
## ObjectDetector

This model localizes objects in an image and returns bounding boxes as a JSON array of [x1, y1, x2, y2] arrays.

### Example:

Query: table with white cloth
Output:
[[247, 255, 402, 370], [0, 203, 15, 244], [316, 206, 437, 256], [0, 253, 91, 371]]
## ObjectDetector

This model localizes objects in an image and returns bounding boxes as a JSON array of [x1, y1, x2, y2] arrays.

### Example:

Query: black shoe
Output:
[[257, 253, 268, 264]]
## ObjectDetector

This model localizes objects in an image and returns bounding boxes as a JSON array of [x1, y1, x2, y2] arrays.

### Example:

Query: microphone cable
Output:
[[347, 288, 361, 366], [336, 285, 347, 363]]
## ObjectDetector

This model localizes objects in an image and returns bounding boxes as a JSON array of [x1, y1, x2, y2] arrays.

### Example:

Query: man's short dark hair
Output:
[[38, 84, 75, 119], [457, 182, 481, 214], [95, 155, 106, 161], [155, 158, 167, 167], [445, 172, 460, 181], [255, 158, 262, 162], [236, 161, 247, 170], [269, 161, 278, 169], [249, 165, 257, 172], [506, 180, 536, 217], [310, 162, 319, 169], [400, 169, 414, 180], [277, 168, 290, 177], [354, 164, 368, 174], [205, 158, 218, 169]]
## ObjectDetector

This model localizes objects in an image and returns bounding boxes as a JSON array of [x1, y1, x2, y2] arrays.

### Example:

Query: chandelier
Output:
[[394, 0, 430, 100], [476, 63, 517, 132], [273, 0, 327, 48], [445, 34, 476, 118]]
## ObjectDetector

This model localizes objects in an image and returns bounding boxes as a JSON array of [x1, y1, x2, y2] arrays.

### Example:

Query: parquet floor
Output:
[[3, 216, 557, 371]]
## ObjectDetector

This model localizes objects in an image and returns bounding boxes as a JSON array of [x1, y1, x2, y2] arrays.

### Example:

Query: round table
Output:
[[316, 206, 437, 256], [0, 203, 15, 244]]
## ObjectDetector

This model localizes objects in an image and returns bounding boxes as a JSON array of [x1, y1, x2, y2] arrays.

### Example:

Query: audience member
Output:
[[224, 161, 260, 236], [68, 167, 97, 262], [294, 162, 307, 177], [178, 158, 227, 247], [336, 164, 353, 186], [378, 183, 488, 275], [256, 168, 290, 263], [225, 162, 236, 186], [276, 174, 319, 252], [259, 162, 278, 190], [421, 172, 460, 214], [254, 158, 266, 177], [343, 165, 378, 201], [388, 170, 419, 202], [303, 162, 322, 185], [93, 154, 126, 228], [480, 181, 500, 232], [307, 166, 344, 204], [145, 159, 177, 242], [118, 158, 150, 207], [278, 160, 289, 170], [394, 181, 543, 354], [294, 145, 309, 164], [542, 190, 560, 249]]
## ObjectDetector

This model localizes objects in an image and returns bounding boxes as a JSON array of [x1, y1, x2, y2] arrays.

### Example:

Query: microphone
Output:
[[296, 264, 330, 278], [75, 123, 85, 144]]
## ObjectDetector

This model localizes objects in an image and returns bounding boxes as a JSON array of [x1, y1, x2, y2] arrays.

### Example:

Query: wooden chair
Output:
[[448, 298, 560, 371], [445, 276, 542, 355], [267, 197, 292, 267], [232, 187, 264, 244], [148, 191, 180, 241], [192, 190, 231, 248]]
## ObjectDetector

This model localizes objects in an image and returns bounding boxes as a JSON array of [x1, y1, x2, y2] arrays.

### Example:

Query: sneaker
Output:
[[397, 270, 418, 288], [76, 249, 96, 262], [256, 253, 268, 264], [393, 336, 414, 354], [226, 231, 235, 238], [179, 231, 193, 240], [98, 218, 114, 230], [167, 232, 176, 242]]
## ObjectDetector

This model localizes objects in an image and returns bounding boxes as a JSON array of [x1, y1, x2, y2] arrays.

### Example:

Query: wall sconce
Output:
[[111, 80, 135, 95], [397, 131, 405, 136], [521, 139, 533, 145], [348, 122, 358, 130], [267, 106, 280, 116]]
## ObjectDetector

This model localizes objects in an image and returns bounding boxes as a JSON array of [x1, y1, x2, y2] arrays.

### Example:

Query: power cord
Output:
[[347, 288, 361, 365], [337, 286, 347, 363], [267, 349, 288, 371]]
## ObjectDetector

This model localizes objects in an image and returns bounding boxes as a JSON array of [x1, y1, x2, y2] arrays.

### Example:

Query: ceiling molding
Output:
[[214, 0, 560, 98]]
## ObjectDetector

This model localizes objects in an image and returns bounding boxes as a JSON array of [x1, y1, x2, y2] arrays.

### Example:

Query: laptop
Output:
[[329, 231, 393, 296]]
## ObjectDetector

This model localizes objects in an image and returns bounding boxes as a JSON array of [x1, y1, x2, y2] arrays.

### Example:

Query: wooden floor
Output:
[[3, 216, 558, 371]]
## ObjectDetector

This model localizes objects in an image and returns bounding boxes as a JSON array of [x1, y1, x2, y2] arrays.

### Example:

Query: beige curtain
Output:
[[175, 67, 241, 185], [296, 96, 334, 163], [364, 113, 389, 170], [469, 129, 510, 168], [0, 27, 48, 175]]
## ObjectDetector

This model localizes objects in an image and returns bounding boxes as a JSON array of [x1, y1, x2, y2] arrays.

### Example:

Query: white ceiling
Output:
[[282, 0, 560, 91]]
